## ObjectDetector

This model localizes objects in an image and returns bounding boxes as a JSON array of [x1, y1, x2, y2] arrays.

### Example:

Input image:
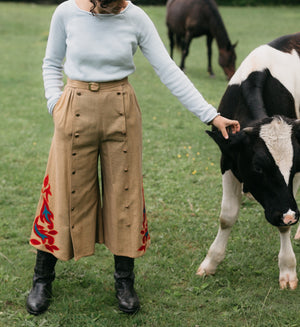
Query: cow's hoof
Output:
[[196, 266, 206, 276], [196, 260, 216, 276], [279, 277, 298, 290], [294, 229, 300, 240]]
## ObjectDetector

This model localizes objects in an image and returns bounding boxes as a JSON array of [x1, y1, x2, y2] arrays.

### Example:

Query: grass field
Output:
[[0, 3, 300, 326]]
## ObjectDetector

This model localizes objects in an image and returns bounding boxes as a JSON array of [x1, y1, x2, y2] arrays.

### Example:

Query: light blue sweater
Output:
[[43, 0, 218, 123]]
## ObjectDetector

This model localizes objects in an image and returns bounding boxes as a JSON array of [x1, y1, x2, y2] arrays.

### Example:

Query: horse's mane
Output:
[[204, 0, 231, 48], [166, 0, 175, 8]]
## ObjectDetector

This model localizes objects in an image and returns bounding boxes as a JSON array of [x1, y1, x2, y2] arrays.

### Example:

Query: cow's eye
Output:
[[253, 164, 263, 175]]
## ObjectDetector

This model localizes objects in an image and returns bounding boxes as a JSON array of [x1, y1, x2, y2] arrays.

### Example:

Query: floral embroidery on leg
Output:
[[30, 175, 59, 252]]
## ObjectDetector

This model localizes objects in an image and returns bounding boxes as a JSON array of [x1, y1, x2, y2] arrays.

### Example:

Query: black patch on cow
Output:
[[218, 70, 296, 128], [262, 71, 296, 119], [206, 129, 250, 180], [240, 70, 268, 120], [291, 122, 300, 185], [218, 85, 254, 128], [268, 32, 300, 56]]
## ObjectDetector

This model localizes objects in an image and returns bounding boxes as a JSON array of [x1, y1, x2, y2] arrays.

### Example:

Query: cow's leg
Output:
[[206, 34, 214, 77], [295, 223, 300, 240], [197, 170, 242, 276], [292, 172, 300, 240], [278, 227, 298, 289]]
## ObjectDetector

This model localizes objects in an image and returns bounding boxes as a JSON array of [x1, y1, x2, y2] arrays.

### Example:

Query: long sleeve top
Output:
[[42, 0, 218, 123]]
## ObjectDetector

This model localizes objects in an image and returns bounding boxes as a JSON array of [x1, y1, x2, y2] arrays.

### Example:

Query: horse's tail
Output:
[[166, 0, 184, 50]]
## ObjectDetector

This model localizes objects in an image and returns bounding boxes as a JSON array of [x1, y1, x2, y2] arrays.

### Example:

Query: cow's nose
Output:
[[282, 210, 298, 226], [283, 215, 297, 225]]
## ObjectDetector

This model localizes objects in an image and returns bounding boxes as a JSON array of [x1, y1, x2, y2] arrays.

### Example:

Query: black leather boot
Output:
[[114, 255, 140, 314], [26, 250, 57, 315]]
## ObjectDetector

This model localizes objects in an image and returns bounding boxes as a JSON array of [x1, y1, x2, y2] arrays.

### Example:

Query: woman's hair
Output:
[[89, 0, 118, 13]]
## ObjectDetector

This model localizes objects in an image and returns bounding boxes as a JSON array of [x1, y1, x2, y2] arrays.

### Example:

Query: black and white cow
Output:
[[197, 33, 300, 289]]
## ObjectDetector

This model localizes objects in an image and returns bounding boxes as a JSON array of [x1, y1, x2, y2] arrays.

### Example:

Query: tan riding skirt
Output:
[[29, 78, 150, 261]]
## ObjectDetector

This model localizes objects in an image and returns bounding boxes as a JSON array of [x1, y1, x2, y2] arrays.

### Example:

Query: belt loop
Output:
[[88, 82, 100, 92]]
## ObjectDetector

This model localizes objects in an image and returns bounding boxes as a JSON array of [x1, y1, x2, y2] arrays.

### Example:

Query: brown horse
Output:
[[166, 0, 237, 79]]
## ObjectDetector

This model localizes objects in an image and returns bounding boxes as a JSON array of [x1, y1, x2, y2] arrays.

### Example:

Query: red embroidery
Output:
[[42, 175, 52, 202], [138, 186, 150, 252], [30, 175, 59, 253]]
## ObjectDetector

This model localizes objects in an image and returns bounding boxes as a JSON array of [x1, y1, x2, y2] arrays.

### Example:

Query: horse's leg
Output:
[[197, 170, 242, 276], [180, 32, 192, 71], [206, 34, 214, 77], [168, 29, 175, 59], [278, 227, 298, 289]]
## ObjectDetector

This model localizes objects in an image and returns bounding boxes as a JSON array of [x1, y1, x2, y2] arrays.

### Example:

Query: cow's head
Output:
[[207, 116, 300, 227]]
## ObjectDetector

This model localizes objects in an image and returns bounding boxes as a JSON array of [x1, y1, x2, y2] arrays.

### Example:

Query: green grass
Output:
[[0, 3, 300, 326]]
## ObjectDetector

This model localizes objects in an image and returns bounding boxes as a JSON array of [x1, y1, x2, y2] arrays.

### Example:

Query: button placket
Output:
[[70, 139, 78, 231], [122, 142, 130, 210], [117, 89, 127, 137], [70, 99, 82, 233], [120, 86, 130, 211]]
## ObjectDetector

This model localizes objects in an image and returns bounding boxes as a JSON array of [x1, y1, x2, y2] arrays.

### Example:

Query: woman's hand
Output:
[[211, 115, 240, 139]]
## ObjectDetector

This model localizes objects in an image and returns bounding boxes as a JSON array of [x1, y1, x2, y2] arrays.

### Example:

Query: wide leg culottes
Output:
[[29, 78, 150, 261]]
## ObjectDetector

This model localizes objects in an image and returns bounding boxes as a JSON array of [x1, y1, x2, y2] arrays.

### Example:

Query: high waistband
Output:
[[67, 78, 128, 92]]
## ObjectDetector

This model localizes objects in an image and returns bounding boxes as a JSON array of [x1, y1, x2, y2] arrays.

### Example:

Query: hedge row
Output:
[[1, 0, 299, 4], [137, 0, 300, 4], [141, 0, 300, 5]]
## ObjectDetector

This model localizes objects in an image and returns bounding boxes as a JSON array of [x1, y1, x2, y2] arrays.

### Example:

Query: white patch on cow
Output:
[[278, 228, 298, 289], [259, 118, 293, 185], [284, 209, 295, 217], [229, 45, 300, 117]]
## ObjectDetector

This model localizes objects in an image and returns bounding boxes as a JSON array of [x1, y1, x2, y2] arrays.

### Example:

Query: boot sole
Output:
[[26, 305, 48, 316], [119, 304, 140, 314]]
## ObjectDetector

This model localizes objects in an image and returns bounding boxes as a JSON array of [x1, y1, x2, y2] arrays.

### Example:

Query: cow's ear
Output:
[[206, 130, 249, 158]]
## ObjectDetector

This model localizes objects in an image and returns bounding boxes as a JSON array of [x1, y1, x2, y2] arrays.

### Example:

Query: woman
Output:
[[26, 0, 240, 316]]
